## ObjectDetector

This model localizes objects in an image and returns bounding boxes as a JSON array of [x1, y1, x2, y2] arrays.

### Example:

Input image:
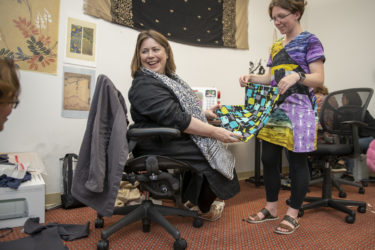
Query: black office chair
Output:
[[95, 127, 203, 250], [299, 88, 373, 223]]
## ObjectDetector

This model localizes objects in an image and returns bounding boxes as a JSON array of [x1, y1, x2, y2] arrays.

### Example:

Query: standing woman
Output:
[[239, 0, 325, 234], [0, 58, 20, 132]]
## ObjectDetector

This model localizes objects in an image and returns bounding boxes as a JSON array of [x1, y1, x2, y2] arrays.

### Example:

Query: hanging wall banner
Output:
[[83, 0, 249, 49], [0, 0, 60, 74]]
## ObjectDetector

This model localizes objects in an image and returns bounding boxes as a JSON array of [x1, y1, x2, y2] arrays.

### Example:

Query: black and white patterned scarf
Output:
[[141, 67, 235, 180]]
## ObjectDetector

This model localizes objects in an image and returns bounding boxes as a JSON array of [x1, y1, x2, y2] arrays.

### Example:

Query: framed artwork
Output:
[[65, 17, 96, 67], [0, 0, 60, 74], [62, 65, 96, 119]]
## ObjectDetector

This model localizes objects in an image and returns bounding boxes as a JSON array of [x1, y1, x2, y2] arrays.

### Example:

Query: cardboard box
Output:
[[0, 173, 45, 228]]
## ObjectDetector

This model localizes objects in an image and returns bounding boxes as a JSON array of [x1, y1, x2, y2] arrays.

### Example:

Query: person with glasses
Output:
[[239, 0, 325, 234], [0, 57, 20, 131]]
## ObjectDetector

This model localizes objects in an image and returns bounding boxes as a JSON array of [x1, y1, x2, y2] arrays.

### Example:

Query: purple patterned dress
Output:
[[257, 31, 325, 152]]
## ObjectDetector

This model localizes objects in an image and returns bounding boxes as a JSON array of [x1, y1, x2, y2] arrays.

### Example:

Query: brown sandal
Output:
[[274, 215, 300, 235], [243, 208, 278, 224]]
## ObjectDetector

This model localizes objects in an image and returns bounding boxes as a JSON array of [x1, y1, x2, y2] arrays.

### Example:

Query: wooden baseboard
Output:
[[45, 192, 61, 209]]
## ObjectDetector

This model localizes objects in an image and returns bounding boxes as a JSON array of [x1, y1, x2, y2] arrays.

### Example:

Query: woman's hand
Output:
[[211, 127, 242, 143], [277, 73, 299, 94], [205, 104, 221, 120], [239, 74, 252, 87]]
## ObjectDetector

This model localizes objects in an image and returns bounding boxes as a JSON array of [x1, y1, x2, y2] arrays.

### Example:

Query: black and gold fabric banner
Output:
[[84, 0, 249, 49]]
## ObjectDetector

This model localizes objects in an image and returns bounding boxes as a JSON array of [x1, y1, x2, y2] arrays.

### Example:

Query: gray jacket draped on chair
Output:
[[72, 74, 129, 217]]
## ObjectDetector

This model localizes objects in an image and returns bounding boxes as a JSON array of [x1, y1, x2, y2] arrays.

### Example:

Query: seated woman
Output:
[[341, 92, 375, 179], [0, 57, 20, 132], [128, 30, 241, 221]]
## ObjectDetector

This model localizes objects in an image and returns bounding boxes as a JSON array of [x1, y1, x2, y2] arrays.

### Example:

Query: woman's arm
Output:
[[239, 70, 272, 87], [277, 59, 324, 94], [184, 117, 241, 143]]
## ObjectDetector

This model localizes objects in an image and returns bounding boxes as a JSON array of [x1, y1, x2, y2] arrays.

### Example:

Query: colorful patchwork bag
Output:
[[216, 83, 279, 142]]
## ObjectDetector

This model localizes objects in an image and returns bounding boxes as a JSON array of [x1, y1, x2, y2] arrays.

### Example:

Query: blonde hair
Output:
[[131, 30, 176, 78], [0, 57, 20, 102]]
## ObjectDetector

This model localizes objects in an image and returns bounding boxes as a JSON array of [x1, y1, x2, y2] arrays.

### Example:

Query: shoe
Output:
[[341, 173, 354, 182], [184, 200, 196, 210], [243, 207, 278, 224], [274, 215, 300, 235], [198, 202, 224, 222], [281, 178, 291, 189], [331, 163, 346, 173]]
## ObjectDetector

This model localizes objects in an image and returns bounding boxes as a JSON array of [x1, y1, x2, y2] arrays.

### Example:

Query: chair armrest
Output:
[[341, 120, 368, 128], [128, 127, 181, 139], [340, 121, 365, 156]]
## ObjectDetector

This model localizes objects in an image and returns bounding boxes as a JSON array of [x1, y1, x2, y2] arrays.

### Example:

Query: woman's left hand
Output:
[[277, 73, 300, 94], [205, 104, 221, 120]]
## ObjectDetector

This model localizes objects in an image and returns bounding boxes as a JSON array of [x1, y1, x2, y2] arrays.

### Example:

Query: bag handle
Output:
[[63, 153, 78, 195]]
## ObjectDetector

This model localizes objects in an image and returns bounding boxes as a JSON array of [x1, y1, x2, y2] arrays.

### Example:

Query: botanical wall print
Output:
[[62, 66, 95, 119], [0, 0, 60, 74], [66, 18, 96, 62]]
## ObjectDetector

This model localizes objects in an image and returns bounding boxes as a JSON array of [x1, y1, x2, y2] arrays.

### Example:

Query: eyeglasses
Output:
[[271, 12, 292, 22], [0, 100, 19, 109]]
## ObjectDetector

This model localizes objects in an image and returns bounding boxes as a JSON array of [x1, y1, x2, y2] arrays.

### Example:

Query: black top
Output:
[[128, 71, 205, 161], [128, 71, 240, 201], [361, 111, 375, 138]]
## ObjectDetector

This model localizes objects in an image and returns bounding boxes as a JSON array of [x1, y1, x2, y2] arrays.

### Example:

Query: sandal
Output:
[[243, 208, 278, 224], [274, 215, 300, 235]]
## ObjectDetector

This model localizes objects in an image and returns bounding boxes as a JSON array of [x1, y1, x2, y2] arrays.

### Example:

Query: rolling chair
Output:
[[298, 88, 373, 223], [95, 128, 203, 250]]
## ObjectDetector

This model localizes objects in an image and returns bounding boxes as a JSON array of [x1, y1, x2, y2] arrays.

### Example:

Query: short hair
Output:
[[131, 30, 176, 78], [0, 57, 20, 102], [314, 86, 329, 95], [343, 92, 362, 106], [268, 0, 307, 21]]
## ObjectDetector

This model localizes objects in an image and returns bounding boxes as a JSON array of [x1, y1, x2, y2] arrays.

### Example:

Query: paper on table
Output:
[[6, 152, 47, 175]]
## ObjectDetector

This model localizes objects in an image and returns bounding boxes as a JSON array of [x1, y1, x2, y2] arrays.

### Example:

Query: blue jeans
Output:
[[346, 136, 374, 174]]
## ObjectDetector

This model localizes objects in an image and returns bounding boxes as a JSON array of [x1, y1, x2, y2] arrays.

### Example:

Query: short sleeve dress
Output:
[[257, 31, 325, 153]]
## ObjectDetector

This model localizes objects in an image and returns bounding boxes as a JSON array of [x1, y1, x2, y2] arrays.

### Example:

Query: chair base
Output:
[[96, 199, 203, 250], [301, 162, 366, 224]]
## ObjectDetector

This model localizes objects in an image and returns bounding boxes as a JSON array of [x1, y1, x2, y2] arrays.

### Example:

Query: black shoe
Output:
[[331, 163, 346, 173], [341, 173, 354, 182]]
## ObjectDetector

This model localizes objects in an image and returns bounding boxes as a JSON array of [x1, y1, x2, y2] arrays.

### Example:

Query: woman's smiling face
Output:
[[140, 37, 168, 75]]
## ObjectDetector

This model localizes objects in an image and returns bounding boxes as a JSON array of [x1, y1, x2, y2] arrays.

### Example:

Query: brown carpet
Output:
[[1, 180, 375, 249]]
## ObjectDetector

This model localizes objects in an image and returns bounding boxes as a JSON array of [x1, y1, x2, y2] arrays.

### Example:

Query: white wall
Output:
[[0, 0, 374, 195]]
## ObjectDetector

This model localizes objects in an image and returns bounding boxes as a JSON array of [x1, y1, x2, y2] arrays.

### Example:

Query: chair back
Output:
[[320, 88, 373, 136]]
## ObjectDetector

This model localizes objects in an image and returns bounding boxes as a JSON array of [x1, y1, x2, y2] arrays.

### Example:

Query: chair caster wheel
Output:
[[359, 187, 365, 194], [286, 199, 291, 205], [173, 238, 187, 250], [339, 191, 346, 198], [362, 181, 368, 187], [97, 240, 109, 250], [142, 218, 151, 232], [95, 217, 104, 228], [193, 218, 203, 228], [345, 215, 355, 224], [298, 209, 304, 218], [142, 223, 150, 233], [358, 206, 366, 213]]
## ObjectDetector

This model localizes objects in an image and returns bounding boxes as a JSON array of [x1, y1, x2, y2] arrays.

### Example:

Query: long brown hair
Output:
[[0, 57, 20, 102], [131, 30, 176, 78]]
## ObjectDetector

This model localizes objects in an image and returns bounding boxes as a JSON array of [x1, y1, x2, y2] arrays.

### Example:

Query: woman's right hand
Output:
[[239, 74, 252, 87], [212, 127, 242, 143]]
